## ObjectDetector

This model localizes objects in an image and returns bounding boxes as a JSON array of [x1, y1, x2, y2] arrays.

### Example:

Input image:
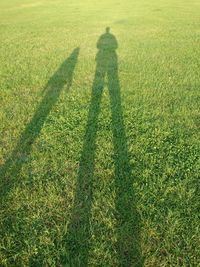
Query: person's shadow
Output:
[[65, 28, 142, 266], [0, 48, 80, 197]]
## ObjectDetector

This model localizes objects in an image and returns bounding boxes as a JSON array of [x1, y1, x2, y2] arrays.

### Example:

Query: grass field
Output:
[[0, 0, 200, 266]]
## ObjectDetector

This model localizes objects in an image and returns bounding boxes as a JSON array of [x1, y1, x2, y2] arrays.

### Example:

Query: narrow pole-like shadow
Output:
[[65, 29, 142, 266], [0, 48, 80, 197]]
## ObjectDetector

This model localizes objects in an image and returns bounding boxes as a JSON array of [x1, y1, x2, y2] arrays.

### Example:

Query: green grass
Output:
[[0, 0, 200, 266]]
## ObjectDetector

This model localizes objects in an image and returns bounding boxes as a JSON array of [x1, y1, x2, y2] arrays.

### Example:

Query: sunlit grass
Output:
[[0, 0, 199, 266]]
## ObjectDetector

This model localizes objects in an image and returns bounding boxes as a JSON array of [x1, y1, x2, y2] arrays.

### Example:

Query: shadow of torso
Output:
[[96, 32, 118, 71]]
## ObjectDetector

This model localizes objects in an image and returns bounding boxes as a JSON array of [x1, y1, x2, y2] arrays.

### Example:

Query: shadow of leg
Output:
[[108, 58, 142, 267], [64, 65, 105, 266]]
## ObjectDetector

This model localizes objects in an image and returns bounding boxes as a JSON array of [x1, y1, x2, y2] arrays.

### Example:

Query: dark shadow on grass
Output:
[[0, 48, 80, 197], [64, 29, 142, 266]]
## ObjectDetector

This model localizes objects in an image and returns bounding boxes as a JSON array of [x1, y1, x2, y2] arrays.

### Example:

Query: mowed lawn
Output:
[[0, 0, 200, 266]]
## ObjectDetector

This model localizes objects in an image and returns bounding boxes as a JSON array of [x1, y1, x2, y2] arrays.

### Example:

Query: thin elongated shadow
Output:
[[65, 29, 142, 266], [0, 48, 80, 197]]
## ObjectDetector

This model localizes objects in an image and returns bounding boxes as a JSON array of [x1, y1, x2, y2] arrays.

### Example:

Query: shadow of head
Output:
[[43, 47, 80, 93]]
